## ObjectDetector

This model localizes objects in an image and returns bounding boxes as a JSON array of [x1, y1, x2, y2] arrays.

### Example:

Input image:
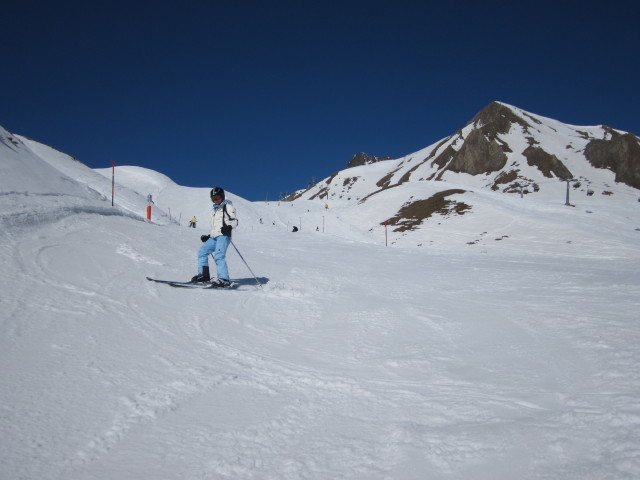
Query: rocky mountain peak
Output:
[[469, 101, 533, 139], [347, 152, 392, 169], [429, 102, 528, 179]]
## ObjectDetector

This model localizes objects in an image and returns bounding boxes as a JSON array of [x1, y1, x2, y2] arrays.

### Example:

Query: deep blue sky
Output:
[[3, 1, 638, 201]]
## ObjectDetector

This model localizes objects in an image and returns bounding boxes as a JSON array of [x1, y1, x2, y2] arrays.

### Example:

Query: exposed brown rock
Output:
[[523, 146, 573, 180], [585, 132, 640, 189], [347, 152, 392, 168], [447, 129, 508, 175], [383, 189, 470, 232], [492, 170, 519, 191], [469, 101, 531, 139]]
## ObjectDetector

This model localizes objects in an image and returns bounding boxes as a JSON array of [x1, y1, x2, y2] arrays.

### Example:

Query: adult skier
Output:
[[190, 187, 238, 287]]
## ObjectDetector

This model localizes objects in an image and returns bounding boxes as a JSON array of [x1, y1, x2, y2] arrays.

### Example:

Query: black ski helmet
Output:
[[210, 187, 225, 201]]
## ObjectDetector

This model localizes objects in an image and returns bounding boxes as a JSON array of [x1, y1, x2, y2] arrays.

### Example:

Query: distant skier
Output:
[[292, 226, 298, 232], [189, 216, 197, 228], [190, 187, 238, 287]]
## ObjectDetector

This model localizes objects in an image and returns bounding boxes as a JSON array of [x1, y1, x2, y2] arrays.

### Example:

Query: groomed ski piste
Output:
[[2, 128, 640, 479]]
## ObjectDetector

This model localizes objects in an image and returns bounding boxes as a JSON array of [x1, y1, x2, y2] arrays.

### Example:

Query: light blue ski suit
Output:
[[197, 200, 238, 280]]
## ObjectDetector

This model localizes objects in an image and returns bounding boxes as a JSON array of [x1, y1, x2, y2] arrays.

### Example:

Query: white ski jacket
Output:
[[209, 200, 238, 238]]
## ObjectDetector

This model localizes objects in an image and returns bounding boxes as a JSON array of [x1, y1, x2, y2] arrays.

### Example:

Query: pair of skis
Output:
[[148, 240, 262, 290], [146, 277, 238, 290]]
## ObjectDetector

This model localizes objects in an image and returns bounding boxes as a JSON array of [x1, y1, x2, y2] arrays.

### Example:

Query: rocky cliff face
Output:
[[440, 128, 509, 176], [585, 130, 640, 189]]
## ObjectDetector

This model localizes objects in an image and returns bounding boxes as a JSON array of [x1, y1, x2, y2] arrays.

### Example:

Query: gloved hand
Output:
[[221, 225, 232, 236], [200, 235, 210, 243]]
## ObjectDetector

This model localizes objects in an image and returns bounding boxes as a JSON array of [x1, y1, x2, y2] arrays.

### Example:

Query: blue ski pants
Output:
[[198, 235, 231, 280]]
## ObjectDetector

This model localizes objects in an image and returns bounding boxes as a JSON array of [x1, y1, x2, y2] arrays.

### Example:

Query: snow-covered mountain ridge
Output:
[[287, 102, 640, 248], [292, 102, 639, 201], [281, 103, 639, 252]]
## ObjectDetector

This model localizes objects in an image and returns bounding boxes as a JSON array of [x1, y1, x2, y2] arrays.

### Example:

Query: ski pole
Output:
[[211, 241, 262, 289], [230, 240, 263, 289]]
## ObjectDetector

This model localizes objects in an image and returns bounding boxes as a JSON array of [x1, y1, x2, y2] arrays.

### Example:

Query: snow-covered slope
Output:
[[1, 125, 640, 479]]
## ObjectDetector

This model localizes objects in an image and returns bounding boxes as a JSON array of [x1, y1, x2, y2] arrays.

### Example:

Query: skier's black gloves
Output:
[[200, 235, 210, 243], [221, 225, 232, 236]]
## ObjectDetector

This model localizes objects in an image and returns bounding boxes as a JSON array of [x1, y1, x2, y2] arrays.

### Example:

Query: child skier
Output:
[[190, 187, 238, 287]]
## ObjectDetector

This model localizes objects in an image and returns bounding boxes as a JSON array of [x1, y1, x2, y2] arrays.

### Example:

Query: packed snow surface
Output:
[[2, 129, 640, 479]]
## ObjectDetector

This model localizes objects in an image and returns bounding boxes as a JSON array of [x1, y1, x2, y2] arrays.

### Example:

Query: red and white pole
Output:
[[146, 194, 152, 221]]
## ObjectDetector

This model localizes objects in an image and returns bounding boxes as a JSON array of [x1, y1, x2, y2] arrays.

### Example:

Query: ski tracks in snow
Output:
[[3, 215, 640, 479]]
